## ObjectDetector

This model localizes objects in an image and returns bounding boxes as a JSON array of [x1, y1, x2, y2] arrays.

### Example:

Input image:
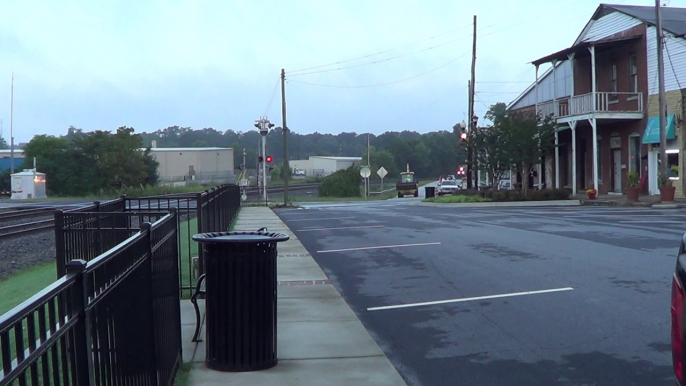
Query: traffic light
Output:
[[258, 156, 264, 162], [266, 156, 273, 163], [457, 166, 465, 175]]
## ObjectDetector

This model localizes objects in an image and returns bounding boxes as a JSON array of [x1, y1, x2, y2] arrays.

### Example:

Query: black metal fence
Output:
[[123, 184, 241, 297], [0, 212, 180, 386]]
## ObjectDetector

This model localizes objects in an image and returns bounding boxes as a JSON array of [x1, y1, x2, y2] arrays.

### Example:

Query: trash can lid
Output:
[[192, 231, 290, 243]]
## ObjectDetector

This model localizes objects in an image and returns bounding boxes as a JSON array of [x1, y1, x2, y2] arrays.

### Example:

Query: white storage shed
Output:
[[11, 169, 47, 200]]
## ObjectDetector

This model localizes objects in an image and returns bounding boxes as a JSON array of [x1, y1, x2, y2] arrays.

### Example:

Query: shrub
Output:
[[318, 165, 362, 197]]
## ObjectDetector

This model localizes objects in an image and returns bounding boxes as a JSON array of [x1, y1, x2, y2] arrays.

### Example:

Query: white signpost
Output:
[[377, 166, 388, 190], [360, 166, 371, 199]]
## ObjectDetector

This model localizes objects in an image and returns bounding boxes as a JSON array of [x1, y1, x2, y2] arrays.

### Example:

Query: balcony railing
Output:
[[536, 91, 643, 119]]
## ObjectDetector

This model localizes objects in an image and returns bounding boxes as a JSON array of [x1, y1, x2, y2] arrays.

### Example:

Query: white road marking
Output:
[[366, 287, 574, 311], [565, 213, 686, 218], [298, 225, 385, 232], [287, 216, 356, 222], [619, 220, 685, 224], [318, 242, 441, 254]]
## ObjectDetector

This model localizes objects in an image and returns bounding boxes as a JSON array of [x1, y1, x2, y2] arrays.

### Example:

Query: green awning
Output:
[[642, 114, 676, 144]]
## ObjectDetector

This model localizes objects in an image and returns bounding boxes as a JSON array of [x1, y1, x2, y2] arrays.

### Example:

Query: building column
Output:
[[555, 129, 560, 189], [590, 118, 598, 192], [589, 45, 597, 106], [571, 121, 578, 196]]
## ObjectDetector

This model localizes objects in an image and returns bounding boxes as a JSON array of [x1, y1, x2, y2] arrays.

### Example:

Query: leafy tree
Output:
[[472, 104, 556, 196], [318, 165, 362, 197], [470, 103, 513, 185], [0, 136, 8, 149]]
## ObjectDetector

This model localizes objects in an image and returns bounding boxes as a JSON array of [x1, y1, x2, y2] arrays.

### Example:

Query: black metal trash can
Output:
[[425, 186, 436, 198], [192, 230, 289, 372]]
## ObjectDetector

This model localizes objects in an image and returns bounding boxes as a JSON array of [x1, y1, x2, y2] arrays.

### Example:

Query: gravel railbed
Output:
[[0, 229, 56, 280], [0, 214, 54, 228]]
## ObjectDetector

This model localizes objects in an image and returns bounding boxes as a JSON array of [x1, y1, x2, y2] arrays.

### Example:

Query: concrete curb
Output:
[[651, 203, 684, 209], [580, 200, 686, 209], [419, 199, 581, 208]]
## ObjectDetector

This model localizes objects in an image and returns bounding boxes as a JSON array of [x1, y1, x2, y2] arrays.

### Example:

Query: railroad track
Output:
[[0, 207, 58, 221], [0, 219, 55, 240], [244, 183, 320, 195]]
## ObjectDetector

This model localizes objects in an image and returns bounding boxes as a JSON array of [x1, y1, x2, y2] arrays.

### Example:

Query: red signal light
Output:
[[266, 156, 273, 163]]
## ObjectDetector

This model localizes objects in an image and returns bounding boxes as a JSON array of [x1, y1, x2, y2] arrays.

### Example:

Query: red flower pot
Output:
[[625, 187, 639, 202], [660, 186, 676, 202]]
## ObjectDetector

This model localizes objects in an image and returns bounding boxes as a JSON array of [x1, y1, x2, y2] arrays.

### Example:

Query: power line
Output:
[[287, 24, 479, 74], [287, 0, 585, 77], [287, 53, 469, 88], [288, 34, 475, 78], [263, 77, 280, 117]]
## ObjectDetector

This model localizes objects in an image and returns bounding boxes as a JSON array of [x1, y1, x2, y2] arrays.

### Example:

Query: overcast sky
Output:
[[0, 0, 678, 144]]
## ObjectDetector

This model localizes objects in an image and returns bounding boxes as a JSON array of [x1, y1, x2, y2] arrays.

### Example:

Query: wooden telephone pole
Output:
[[655, 0, 668, 182], [281, 69, 290, 205], [467, 15, 477, 189]]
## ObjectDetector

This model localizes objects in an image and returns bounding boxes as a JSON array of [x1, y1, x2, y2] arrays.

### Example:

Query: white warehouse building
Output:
[[289, 156, 362, 178], [145, 147, 235, 185]]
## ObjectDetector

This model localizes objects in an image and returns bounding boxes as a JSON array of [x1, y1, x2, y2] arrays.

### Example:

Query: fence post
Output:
[[120, 194, 127, 212], [140, 222, 160, 386], [55, 210, 66, 278], [65, 259, 94, 386], [195, 192, 204, 276]]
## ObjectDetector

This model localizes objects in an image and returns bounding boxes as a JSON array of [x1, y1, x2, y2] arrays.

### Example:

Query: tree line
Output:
[[144, 125, 467, 180], [0, 127, 158, 196], [0, 101, 555, 196]]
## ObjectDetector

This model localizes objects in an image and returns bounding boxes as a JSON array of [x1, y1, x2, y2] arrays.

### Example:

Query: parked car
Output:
[[672, 235, 686, 384], [437, 180, 459, 196], [498, 180, 513, 190], [294, 169, 306, 176]]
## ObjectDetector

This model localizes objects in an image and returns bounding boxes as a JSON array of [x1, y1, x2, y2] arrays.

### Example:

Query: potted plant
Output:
[[660, 173, 676, 202], [586, 188, 597, 200], [625, 171, 639, 202]]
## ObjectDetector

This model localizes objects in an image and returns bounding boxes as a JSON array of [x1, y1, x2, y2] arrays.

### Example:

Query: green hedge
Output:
[[318, 165, 362, 197], [453, 188, 570, 202]]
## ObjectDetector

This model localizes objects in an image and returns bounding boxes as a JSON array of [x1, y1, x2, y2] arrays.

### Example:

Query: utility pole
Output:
[[367, 132, 370, 198], [655, 0, 668, 183], [467, 80, 473, 189], [10, 72, 14, 174], [281, 69, 290, 206], [467, 15, 477, 189], [242, 148, 246, 175]]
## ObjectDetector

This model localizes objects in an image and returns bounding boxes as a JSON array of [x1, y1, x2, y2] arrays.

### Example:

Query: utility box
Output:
[[11, 169, 47, 200]]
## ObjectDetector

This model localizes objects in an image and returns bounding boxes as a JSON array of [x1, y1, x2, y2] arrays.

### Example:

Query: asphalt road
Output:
[[275, 200, 680, 386]]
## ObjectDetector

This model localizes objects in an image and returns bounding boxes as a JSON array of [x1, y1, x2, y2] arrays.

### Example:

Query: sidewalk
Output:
[[180, 206, 407, 386], [576, 193, 686, 208]]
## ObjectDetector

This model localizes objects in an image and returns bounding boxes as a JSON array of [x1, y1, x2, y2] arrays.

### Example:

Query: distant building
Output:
[[289, 156, 362, 177], [0, 149, 25, 171], [144, 147, 235, 185]]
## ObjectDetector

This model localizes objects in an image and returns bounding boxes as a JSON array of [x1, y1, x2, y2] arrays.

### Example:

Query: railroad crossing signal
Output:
[[266, 156, 273, 163]]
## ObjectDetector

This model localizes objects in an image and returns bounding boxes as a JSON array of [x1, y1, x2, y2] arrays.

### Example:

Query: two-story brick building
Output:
[[508, 3, 686, 197]]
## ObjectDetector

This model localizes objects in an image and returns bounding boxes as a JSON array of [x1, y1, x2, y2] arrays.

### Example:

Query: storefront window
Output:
[[629, 135, 641, 175]]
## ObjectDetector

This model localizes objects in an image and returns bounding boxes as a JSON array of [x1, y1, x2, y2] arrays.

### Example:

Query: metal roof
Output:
[[143, 147, 232, 152], [532, 36, 640, 66], [604, 3, 686, 37], [310, 156, 362, 161]]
